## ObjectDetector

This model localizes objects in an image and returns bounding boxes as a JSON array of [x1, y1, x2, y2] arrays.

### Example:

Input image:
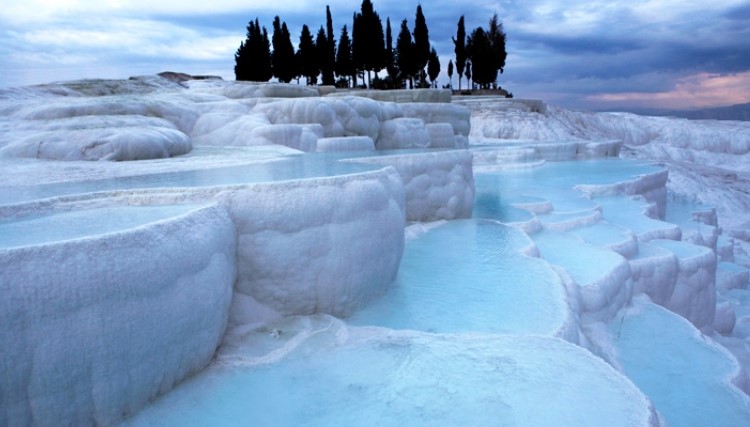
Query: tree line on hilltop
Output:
[[234, 1, 507, 91]]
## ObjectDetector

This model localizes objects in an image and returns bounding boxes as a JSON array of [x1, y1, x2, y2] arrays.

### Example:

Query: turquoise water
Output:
[[652, 238, 713, 259], [0, 149, 451, 206], [665, 197, 714, 228], [348, 219, 569, 335], [474, 159, 662, 214], [0, 154, 379, 205], [0, 205, 201, 249], [124, 317, 651, 427], [613, 301, 750, 426], [532, 229, 625, 287]]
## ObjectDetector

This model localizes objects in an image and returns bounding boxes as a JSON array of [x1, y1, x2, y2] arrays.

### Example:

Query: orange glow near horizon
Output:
[[588, 71, 750, 110]]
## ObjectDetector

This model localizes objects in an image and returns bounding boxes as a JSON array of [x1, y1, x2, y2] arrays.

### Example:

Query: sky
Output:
[[1, 0, 750, 111]]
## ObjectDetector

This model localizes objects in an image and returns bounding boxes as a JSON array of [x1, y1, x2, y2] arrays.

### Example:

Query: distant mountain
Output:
[[675, 102, 750, 121], [618, 102, 750, 121]]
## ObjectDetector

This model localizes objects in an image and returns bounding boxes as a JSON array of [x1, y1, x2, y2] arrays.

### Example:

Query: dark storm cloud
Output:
[[513, 32, 645, 55]]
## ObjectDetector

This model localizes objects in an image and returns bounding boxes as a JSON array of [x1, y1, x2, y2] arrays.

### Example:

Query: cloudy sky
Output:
[[2, 0, 749, 111]]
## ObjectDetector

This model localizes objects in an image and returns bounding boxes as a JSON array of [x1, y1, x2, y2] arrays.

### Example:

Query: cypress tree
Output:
[[413, 4, 430, 87], [235, 19, 272, 82], [427, 47, 440, 88], [385, 17, 398, 82], [282, 22, 298, 82], [298, 25, 318, 85], [448, 59, 454, 89], [336, 25, 354, 87], [351, 12, 361, 87], [353, 0, 386, 87], [316, 26, 335, 85], [271, 17, 296, 83], [234, 39, 249, 81], [487, 14, 507, 86], [271, 17, 283, 80], [235, 20, 256, 81], [453, 16, 466, 91], [323, 6, 337, 86], [259, 26, 272, 81], [468, 27, 494, 88], [396, 19, 416, 89]]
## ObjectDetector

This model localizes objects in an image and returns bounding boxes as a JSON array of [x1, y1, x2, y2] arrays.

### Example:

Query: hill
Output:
[[622, 102, 750, 121]]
